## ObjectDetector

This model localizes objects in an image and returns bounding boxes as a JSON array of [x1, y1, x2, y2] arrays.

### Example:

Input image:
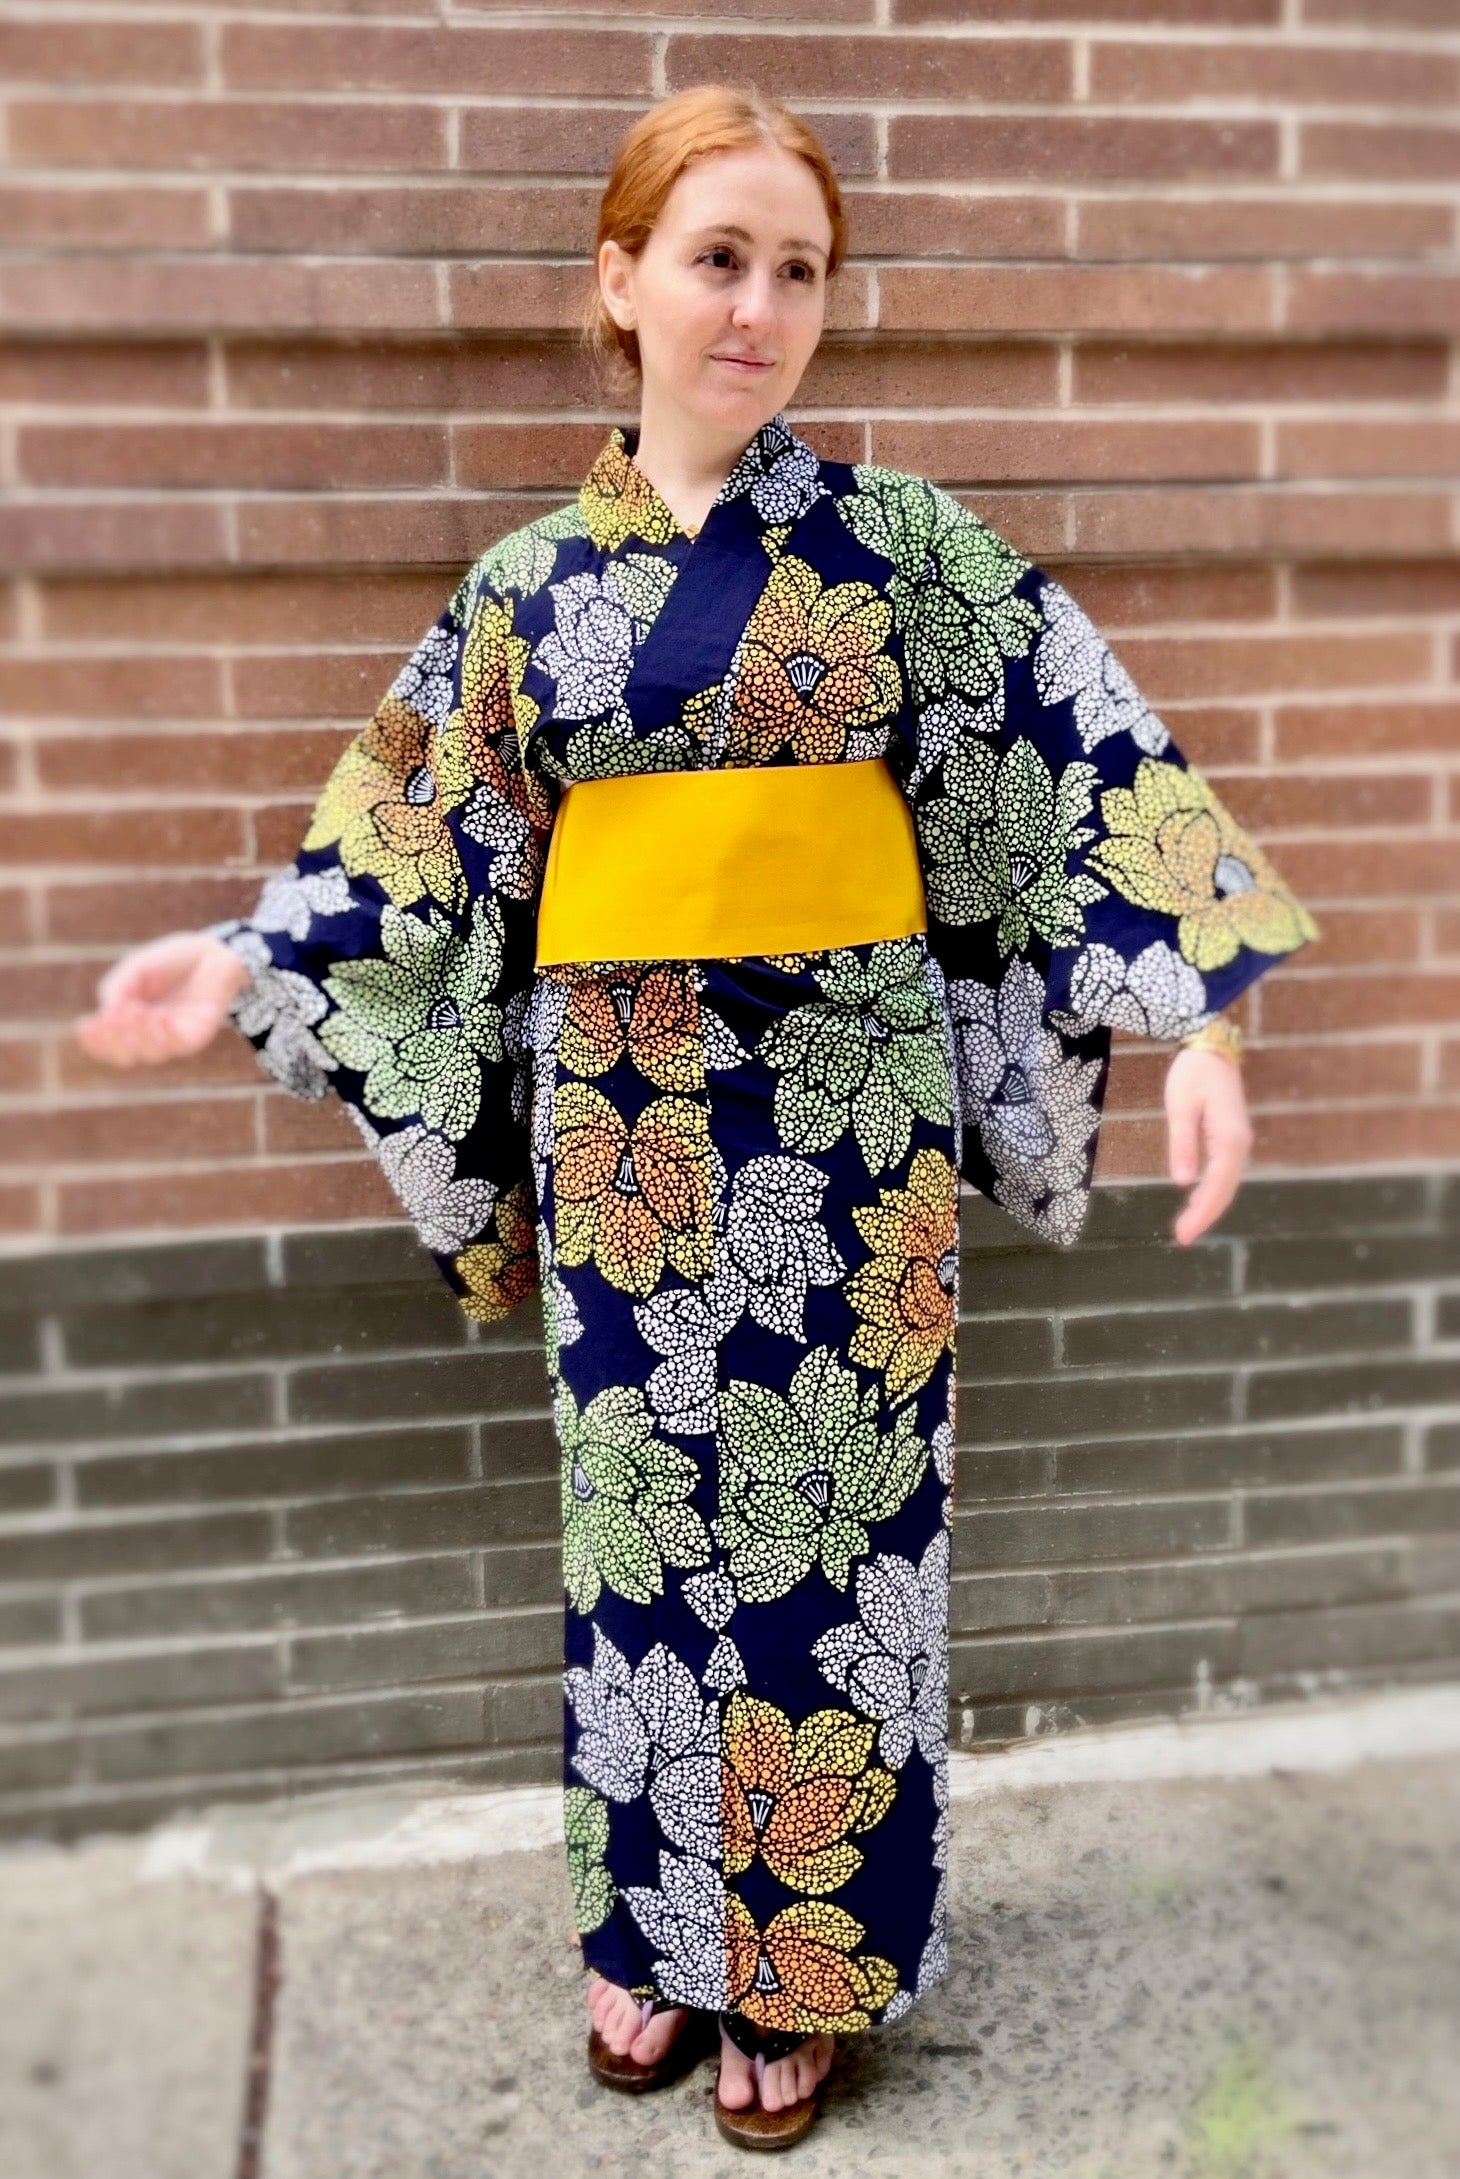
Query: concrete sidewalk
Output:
[[3, 1687, 1459, 2179]]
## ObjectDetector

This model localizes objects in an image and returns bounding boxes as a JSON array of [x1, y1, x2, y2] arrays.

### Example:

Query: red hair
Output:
[[581, 84, 847, 393]]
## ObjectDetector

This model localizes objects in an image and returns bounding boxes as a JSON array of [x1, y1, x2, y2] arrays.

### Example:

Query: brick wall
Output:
[[1, 3, 1458, 1834], [3, 1176, 1460, 1842]]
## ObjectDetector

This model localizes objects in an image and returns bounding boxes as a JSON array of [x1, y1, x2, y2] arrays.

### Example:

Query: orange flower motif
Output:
[[723, 555, 903, 765], [453, 1180, 541, 1323], [553, 1081, 714, 1296], [559, 964, 706, 1093], [846, 1146, 959, 1405], [723, 1894, 899, 2036], [303, 696, 472, 913], [721, 1692, 896, 1896]]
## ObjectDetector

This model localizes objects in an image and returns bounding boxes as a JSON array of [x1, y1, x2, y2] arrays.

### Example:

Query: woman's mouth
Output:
[[712, 355, 772, 373]]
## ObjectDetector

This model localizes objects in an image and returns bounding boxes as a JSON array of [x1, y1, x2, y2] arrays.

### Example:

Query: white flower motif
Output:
[[702, 1634, 747, 1692], [249, 864, 354, 942], [224, 928, 335, 1099], [564, 1627, 720, 1860], [714, 1154, 847, 1343], [1033, 577, 1170, 757], [682, 1568, 737, 1633], [812, 1529, 949, 1772], [1062, 938, 1209, 1041], [389, 618, 459, 731], [619, 1850, 729, 2011], [375, 1125, 497, 1254], [533, 569, 639, 722]]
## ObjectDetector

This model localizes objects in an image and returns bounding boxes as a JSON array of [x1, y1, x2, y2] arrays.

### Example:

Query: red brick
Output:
[[230, 655, 401, 722], [1110, 630, 1435, 702], [0, 1099, 256, 1169], [1306, 0, 1457, 22], [1275, 703, 1460, 762], [1074, 340, 1446, 406], [1, 658, 223, 721], [1077, 196, 1453, 262], [38, 572, 444, 647], [0, 186, 211, 252], [18, 422, 449, 493], [1272, 838, 1458, 902], [872, 417, 1261, 485], [1276, 421, 1460, 481], [840, 193, 1064, 263], [1293, 563, 1460, 620], [222, 336, 590, 412], [34, 729, 350, 796], [0, 809, 247, 869], [1093, 39, 1457, 106], [7, 99, 448, 175], [0, 1183, 41, 1234], [262, 1095, 368, 1154], [0, 258, 440, 336], [1287, 271, 1460, 337], [667, 31, 1071, 101], [58, 1030, 263, 1094], [229, 182, 598, 259], [878, 264, 1274, 336], [891, 114, 1279, 185], [222, 22, 654, 96], [0, 1038, 44, 1096], [1264, 904, 1420, 970], [234, 496, 521, 570], [898, 0, 1278, 18], [1303, 122, 1460, 185], [0, 501, 227, 575], [458, 103, 875, 180], [0, 341, 209, 408], [43, 875, 264, 947], [1209, 772, 1431, 832], [1049, 563, 1277, 628], [0, 884, 33, 946], [0, 956, 118, 1025], [57, 1158, 400, 1234], [1071, 488, 1451, 561], [253, 803, 317, 865], [1264, 974, 1460, 1037], [0, 20, 205, 86]]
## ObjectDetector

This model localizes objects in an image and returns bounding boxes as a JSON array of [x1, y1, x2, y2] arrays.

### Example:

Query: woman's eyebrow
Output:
[[687, 223, 828, 260]]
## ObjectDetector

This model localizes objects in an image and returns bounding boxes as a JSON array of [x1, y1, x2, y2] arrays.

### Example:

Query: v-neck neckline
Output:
[[581, 410, 793, 553]]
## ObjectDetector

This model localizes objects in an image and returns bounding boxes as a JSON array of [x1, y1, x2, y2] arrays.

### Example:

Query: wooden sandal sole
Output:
[[586, 2008, 713, 2093], [712, 2075, 825, 2151]]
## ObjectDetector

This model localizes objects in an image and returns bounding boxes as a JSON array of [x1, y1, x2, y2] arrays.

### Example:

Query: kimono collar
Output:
[[578, 409, 821, 553]]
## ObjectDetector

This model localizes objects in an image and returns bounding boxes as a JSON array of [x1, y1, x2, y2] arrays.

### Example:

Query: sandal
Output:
[[586, 1990, 715, 2093], [712, 2012, 831, 2150]]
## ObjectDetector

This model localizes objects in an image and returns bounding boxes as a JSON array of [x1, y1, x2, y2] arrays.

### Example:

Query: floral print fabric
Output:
[[219, 410, 1318, 2034]]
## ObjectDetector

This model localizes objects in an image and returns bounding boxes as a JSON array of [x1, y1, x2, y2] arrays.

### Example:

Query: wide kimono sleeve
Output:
[[883, 478, 1322, 1248], [213, 552, 559, 1322]]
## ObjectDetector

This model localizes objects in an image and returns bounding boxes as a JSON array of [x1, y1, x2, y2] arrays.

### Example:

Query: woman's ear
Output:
[[597, 239, 637, 332]]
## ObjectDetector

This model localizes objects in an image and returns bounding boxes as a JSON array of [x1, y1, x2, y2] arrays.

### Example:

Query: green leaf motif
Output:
[[837, 468, 1039, 710], [563, 1785, 615, 1933], [714, 1346, 929, 1601], [755, 939, 953, 1178], [921, 735, 1107, 955], [559, 1380, 711, 1616], [319, 896, 508, 1141]]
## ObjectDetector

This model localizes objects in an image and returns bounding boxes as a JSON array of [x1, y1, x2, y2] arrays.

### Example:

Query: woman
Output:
[[75, 85, 1319, 2153]]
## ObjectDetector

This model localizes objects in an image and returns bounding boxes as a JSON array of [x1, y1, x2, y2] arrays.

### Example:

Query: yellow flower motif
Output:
[[553, 1080, 714, 1296], [721, 1691, 896, 1895], [1086, 757, 1321, 972], [454, 1180, 541, 1323], [846, 1146, 959, 1405], [579, 427, 683, 554], [724, 555, 903, 765], [724, 1894, 899, 2037]]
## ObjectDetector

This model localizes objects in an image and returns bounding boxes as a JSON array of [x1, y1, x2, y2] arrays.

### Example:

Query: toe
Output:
[[717, 2037, 756, 2110], [628, 2005, 685, 2064]]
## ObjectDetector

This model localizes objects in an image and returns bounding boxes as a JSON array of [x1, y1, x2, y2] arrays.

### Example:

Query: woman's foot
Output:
[[717, 2027, 835, 2114], [585, 1970, 689, 2065]]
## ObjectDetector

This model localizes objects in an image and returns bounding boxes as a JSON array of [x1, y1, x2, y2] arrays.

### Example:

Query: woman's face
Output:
[[598, 143, 833, 435]]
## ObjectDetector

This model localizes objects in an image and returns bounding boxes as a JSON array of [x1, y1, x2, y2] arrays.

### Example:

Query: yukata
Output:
[[218, 409, 1320, 2049]]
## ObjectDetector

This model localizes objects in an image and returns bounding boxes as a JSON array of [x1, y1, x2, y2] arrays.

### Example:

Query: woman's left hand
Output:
[[1165, 1046, 1253, 1245]]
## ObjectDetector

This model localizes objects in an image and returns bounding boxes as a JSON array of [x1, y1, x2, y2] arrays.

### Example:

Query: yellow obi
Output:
[[534, 754, 928, 968]]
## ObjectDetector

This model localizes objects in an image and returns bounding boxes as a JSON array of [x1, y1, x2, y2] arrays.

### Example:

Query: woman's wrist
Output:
[[1178, 1012, 1244, 1067]]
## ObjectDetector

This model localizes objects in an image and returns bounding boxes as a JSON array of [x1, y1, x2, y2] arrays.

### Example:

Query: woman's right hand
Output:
[[73, 931, 252, 1069]]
